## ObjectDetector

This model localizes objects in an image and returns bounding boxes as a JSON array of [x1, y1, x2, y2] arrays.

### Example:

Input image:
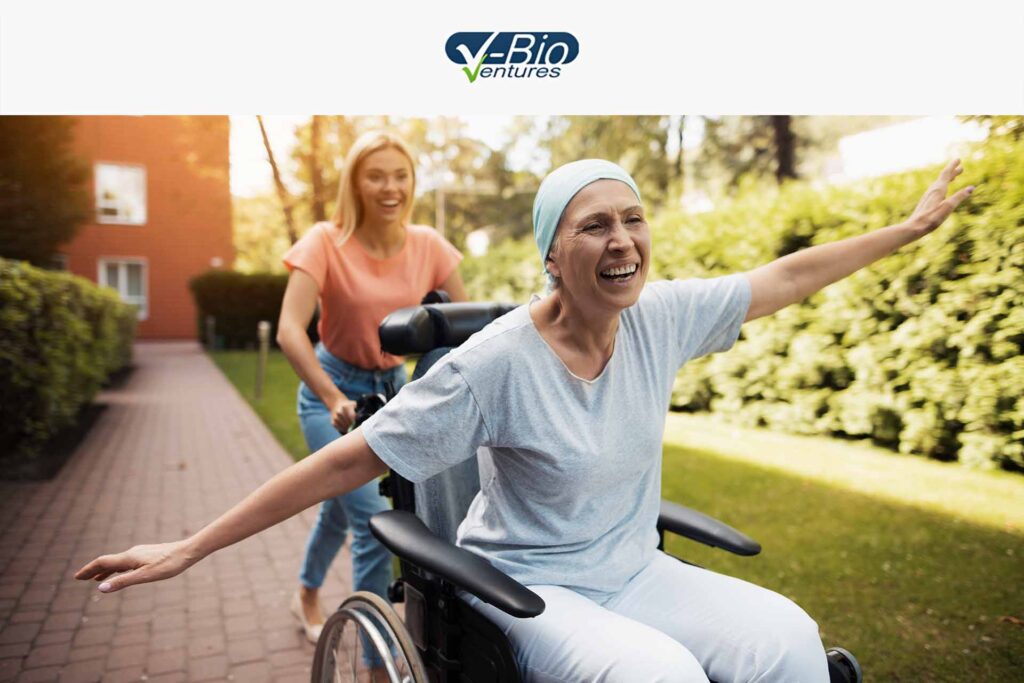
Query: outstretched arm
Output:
[[75, 429, 387, 593], [743, 159, 974, 322]]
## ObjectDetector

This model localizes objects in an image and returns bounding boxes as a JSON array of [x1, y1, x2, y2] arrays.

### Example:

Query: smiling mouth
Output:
[[379, 199, 401, 209], [599, 263, 639, 281]]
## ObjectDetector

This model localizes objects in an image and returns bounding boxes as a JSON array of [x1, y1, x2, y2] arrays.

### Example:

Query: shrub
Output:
[[463, 137, 1024, 471], [188, 270, 318, 349], [0, 257, 136, 471], [659, 138, 1024, 471]]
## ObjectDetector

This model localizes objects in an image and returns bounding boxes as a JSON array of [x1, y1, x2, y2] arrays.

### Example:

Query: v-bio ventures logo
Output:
[[445, 32, 580, 83]]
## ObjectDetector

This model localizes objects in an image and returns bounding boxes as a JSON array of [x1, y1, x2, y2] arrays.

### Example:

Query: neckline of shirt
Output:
[[319, 222, 410, 263], [525, 295, 619, 385]]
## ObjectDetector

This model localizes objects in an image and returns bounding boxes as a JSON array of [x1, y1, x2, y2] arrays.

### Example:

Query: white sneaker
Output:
[[291, 590, 324, 644]]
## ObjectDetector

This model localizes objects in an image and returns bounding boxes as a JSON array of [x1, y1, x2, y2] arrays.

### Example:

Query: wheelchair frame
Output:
[[310, 299, 862, 683]]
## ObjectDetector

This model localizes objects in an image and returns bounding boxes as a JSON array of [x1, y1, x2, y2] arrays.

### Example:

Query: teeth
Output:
[[381, 200, 400, 207], [600, 264, 637, 277]]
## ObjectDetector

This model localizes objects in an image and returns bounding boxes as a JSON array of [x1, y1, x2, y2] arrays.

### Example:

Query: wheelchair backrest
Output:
[[379, 301, 516, 544]]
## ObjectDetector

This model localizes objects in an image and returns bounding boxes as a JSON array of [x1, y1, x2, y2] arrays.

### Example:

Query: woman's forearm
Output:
[[278, 325, 345, 406], [75, 430, 388, 592], [185, 430, 385, 561], [744, 160, 972, 322], [780, 221, 915, 300], [746, 221, 917, 320]]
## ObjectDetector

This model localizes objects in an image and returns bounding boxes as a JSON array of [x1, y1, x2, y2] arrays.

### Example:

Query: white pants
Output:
[[464, 551, 829, 683]]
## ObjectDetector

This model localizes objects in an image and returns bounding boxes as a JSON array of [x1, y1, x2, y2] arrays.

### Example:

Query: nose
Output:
[[607, 219, 632, 251]]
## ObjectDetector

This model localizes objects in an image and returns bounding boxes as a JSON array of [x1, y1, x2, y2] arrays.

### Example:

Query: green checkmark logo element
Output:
[[462, 54, 487, 83]]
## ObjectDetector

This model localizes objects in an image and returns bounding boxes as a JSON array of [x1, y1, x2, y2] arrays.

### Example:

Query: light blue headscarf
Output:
[[532, 159, 642, 287]]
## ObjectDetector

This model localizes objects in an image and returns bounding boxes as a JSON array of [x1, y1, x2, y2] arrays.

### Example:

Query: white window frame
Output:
[[98, 257, 149, 321], [94, 162, 147, 225]]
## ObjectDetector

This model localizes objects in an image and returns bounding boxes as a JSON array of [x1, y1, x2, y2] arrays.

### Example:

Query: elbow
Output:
[[276, 323, 296, 353], [321, 430, 389, 498]]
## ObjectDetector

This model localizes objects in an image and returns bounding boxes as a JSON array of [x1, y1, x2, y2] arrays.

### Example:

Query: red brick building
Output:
[[59, 116, 233, 339]]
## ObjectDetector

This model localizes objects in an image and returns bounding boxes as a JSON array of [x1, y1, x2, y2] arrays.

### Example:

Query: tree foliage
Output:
[[0, 117, 90, 265], [543, 116, 674, 207], [1, 257, 136, 471], [463, 135, 1024, 472], [697, 116, 809, 191], [963, 115, 1024, 142]]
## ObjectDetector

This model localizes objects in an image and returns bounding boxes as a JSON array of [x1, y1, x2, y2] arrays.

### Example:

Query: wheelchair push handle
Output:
[[336, 392, 388, 436], [331, 289, 448, 437]]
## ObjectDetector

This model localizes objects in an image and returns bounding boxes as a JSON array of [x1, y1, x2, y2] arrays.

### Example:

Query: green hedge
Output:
[[0, 257, 136, 467], [189, 270, 318, 349], [463, 137, 1024, 471]]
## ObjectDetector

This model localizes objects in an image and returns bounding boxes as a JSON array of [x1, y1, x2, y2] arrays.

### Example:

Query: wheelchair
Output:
[[311, 298, 863, 683]]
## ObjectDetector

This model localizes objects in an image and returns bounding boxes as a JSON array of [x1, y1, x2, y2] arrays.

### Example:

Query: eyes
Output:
[[364, 171, 409, 184], [580, 214, 645, 233]]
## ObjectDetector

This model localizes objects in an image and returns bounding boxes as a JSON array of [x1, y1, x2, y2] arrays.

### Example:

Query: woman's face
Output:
[[355, 147, 413, 225], [547, 179, 651, 312]]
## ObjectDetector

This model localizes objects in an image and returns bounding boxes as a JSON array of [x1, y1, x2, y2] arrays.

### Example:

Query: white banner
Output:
[[2, 0, 1021, 114]]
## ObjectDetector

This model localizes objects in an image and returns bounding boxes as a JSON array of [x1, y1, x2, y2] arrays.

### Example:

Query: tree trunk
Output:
[[256, 115, 299, 244], [771, 115, 797, 183], [309, 115, 326, 223], [675, 115, 686, 195]]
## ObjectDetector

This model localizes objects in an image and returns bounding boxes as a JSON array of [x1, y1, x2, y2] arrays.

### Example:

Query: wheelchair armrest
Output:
[[369, 509, 545, 618], [658, 500, 761, 556]]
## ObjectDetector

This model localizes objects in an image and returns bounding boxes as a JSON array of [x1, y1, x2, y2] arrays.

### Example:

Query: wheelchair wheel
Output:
[[311, 591, 427, 683]]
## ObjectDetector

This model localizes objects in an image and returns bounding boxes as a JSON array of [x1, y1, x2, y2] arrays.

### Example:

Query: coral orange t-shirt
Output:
[[283, 223, 463, 370]]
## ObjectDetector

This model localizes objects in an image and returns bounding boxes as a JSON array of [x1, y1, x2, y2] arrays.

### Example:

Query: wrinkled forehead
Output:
[[558, 179, 643, 228]]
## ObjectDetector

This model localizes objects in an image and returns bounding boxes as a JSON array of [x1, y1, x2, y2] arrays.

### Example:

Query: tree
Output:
[[963, 115, 1024, 141], [541, 116, 673, 207], [0, 117, 90, 265], [698, 116, 808, 190], [675, 115, 686, 194], [771, 115, 797, 183], [257, 115, 299, 244], [404, 117, 531, 249], [308, 115, 326, 222]]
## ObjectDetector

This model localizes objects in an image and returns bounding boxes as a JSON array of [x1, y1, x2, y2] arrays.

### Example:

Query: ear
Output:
[[545, 254, 561, 279]]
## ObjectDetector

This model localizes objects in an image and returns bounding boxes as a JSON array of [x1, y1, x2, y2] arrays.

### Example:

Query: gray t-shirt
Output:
[[363, 274, 751, 599]]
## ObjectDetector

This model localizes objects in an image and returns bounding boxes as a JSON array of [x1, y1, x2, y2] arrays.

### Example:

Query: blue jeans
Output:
[[297, 343, 406, 598]]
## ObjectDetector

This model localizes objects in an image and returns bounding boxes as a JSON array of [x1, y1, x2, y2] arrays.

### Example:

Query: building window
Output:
[[98, 258, 148, 320], [95, 163, 147, 225], [48, 253, 69, 271]]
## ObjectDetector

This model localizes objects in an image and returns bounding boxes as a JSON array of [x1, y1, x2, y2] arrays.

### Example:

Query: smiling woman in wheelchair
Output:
[[77, 158, 973, 682]]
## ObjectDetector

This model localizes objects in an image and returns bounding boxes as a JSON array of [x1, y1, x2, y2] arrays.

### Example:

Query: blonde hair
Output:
[[330, 131, 417, 245]]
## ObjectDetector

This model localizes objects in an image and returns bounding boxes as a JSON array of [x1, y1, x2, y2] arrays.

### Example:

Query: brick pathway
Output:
[[0, 342, 355, 682]]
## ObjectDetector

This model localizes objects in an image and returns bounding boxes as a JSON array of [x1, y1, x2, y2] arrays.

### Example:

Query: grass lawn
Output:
[[211, 349, 1024, 681], [209, 350, 308, 460]]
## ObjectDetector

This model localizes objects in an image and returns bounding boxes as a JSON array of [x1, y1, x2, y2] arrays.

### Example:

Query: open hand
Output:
[[74, 540, 199, 593], [907, 159, 974, 237]]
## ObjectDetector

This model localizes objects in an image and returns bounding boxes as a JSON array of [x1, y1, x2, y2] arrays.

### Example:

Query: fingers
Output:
[[331, 408, 351, 431], [917, 184, 975, 234], [939, 158, 963, 184], [944, 184, 975, 210], [98, 567, 157, 593], [75, 553, 145, 593], [75, 553, 136, 581], [331, 400, 357, 432]]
